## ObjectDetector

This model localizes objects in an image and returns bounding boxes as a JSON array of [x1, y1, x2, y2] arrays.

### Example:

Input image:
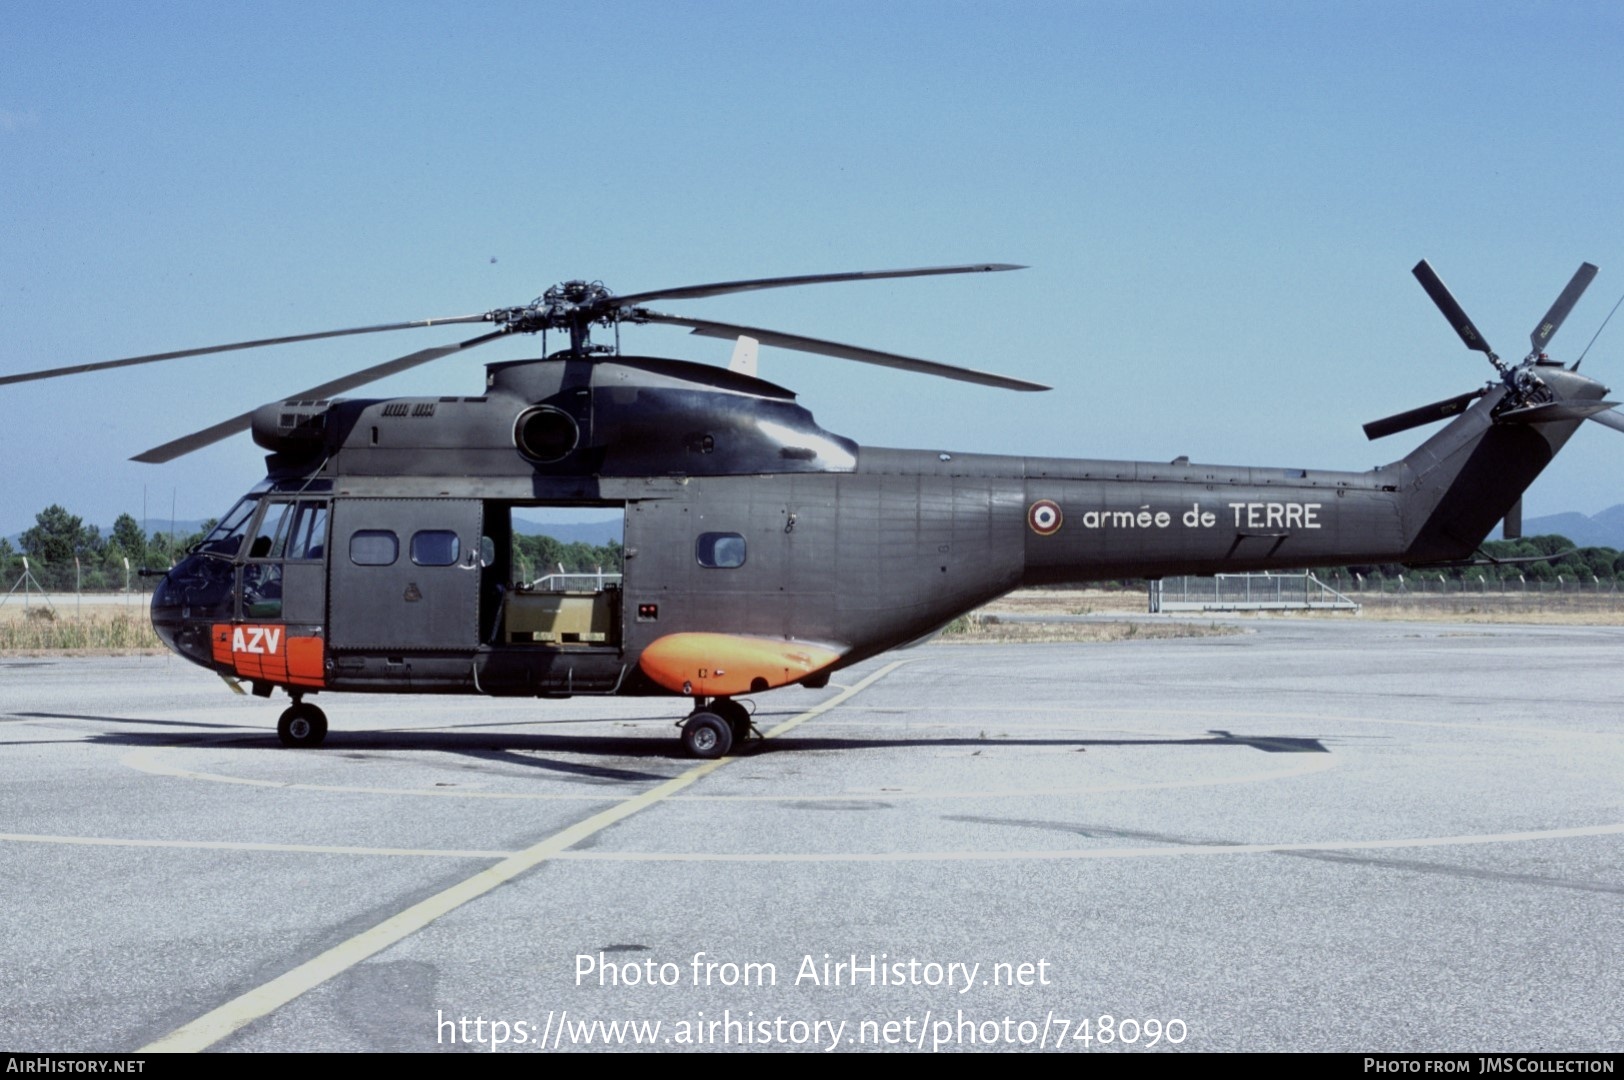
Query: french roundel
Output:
[[1028, 499, 1063, 535]]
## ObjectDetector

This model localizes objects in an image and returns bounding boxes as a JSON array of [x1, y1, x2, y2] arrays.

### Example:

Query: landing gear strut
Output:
[[708, 698, 754, 745], [277, 699, 328, 748]]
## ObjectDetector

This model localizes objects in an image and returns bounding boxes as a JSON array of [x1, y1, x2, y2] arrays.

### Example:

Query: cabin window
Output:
[[696, 532, 746, 569], [350, 530, 399, 566], [411, 530, 461, 567]]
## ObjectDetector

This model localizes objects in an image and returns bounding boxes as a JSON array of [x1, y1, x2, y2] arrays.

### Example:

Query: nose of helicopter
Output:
[[150, 554, 235, 671]]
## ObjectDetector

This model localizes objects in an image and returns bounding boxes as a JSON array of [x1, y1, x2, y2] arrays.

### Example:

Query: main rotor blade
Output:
[[634, 310, 1049, 392], [1530, 262, 1599, 353], [1413, 260, 1494, 356], [130, 329, 506, 463], [1362, 388, 1486, 440], [0, 314, 491, 388], [611, 263, 1025, 309]]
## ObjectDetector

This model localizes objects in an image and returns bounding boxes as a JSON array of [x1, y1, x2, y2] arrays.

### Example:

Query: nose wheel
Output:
[[277, 702, 329, 748]]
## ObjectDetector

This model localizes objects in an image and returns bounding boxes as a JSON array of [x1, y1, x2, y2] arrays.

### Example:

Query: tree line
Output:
[[2, 506, 211, 592], [1329, 534, 1624, 586], [510, 533, 625, 584]]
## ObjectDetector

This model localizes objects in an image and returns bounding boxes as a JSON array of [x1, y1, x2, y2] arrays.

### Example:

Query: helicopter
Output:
[[5, 261, 1621, 759]]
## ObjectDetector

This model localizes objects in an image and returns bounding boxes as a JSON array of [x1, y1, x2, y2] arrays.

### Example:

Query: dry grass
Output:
[[0, 593, 147, 623], [0, 609, 163, 653], [5, 586, 1619, 659], [978, 587, 1624, 626], [939, 614, 1240, 644], [1324, 591, 1624, 625]]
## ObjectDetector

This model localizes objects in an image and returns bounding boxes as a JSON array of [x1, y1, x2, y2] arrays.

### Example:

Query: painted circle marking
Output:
[[1028, 499, 1063, 535]]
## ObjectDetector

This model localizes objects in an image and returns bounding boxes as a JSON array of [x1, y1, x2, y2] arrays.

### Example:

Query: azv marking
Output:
[[231, 626, 283, 654]]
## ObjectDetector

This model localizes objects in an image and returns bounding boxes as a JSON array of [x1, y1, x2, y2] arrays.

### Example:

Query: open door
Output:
[[493, 503, 624, 649]]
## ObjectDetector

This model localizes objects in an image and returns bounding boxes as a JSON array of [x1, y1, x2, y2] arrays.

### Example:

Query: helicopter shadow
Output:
[[758, 729, 1330, 754], [46, 709, 1330, 783]]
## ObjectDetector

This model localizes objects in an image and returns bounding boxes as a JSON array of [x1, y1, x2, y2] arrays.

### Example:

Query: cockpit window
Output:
[[285, 502, 329, 560], [194, 497, 258, 557], [248, 501, 293, 560]]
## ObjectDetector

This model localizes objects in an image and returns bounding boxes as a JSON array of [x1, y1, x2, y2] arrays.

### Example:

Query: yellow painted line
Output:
[[552, 821, 1624, 863], [0, 832, 509, 859], [140, 661, 905, 1053]]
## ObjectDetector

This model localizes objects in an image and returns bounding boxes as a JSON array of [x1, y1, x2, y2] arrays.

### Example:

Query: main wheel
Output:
[[277, 702, 329, 748], [710, 698, 753, 745], [681, 712, 733, 759]]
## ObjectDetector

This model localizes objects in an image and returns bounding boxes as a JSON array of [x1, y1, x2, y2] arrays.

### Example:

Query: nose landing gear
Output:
[[277, 698, 329, 748]]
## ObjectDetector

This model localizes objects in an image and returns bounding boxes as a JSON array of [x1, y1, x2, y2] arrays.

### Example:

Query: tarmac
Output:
[[2, 615, 1621, 1053]]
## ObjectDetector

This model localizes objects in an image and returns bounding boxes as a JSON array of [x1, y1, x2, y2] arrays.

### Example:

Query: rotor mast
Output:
[[483, 280, 618, 357]]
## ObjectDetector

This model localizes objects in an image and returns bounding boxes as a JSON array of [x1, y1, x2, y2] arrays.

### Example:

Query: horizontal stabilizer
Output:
[[1588, 407, 1624, 433], [1496, 399, 1619, 425]]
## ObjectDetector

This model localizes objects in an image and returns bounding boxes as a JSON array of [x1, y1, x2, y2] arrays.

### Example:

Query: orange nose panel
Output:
[[210, 624, 325, 688], [639, 633, 841, 697]]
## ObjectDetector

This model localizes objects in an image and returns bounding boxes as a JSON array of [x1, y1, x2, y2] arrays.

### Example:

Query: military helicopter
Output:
[[5, 261, 1620, 758]]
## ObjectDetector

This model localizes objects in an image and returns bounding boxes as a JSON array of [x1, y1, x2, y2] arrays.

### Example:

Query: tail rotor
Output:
[[1363, 259, 1621, 442]]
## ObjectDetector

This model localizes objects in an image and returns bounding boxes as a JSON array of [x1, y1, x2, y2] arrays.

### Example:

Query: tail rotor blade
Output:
[[1363, 388, 1486, 440], [1531, 262, 1599, 354], [1413, 260, 1495, 357]]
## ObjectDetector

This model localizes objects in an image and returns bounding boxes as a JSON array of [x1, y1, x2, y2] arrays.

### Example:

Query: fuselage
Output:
[[150, 353, 1592, 703]]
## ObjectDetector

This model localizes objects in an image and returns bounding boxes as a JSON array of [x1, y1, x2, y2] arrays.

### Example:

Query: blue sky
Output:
[[5, 1, 1624, 535]]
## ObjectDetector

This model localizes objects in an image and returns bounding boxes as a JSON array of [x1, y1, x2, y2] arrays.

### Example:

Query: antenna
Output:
[[1574, 288, 1624, 371]]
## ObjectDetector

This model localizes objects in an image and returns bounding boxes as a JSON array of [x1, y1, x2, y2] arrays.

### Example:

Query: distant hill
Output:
[[510, 516, 623, 546], [1519, 505, 1624, 548]]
